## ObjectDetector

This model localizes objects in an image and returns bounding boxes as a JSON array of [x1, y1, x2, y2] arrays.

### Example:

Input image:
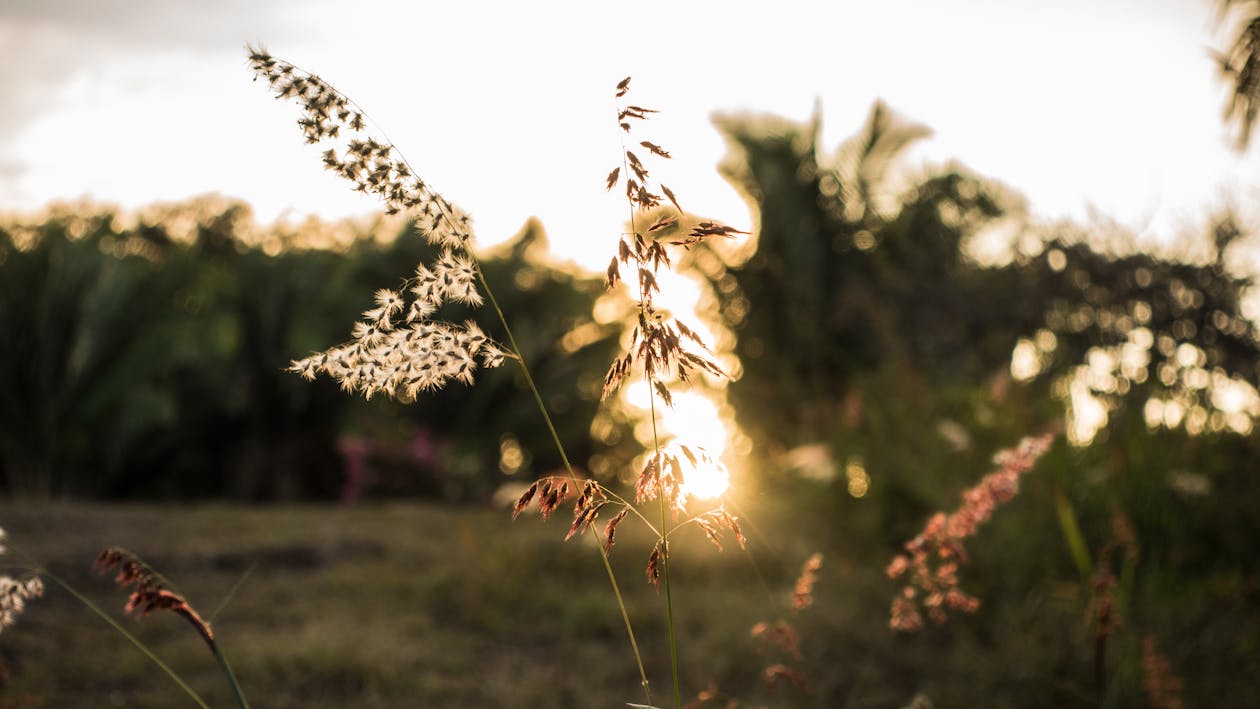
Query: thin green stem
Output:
[[31, 566, 211, 709], [724, 499, 785, 613], [474, 265, 652, 705], [595, 539, 652, 705], [602, 487, 660, 537], [616, 91, 682, 709], [209, 562, 257, 622], [101, 548, 249, 707], [646, 371, 682, 709], [255, 59, 652, 703], [211, 640, 250, 709]]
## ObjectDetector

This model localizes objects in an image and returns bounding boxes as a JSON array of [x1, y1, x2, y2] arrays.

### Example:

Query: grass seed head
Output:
[[252, 47, 509, 402], [887, 434, 1055, 631], [95, 547, 215, 651]]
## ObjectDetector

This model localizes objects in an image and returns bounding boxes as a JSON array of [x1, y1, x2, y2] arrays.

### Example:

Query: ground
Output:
[[0, 496, 1249, 708]]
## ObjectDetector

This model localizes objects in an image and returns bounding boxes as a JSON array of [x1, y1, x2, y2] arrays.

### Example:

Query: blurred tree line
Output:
[[2, 106, 1258, 529], [4, 97, 1259, 698], [680, 102, 1260, 703], [0, 199, 618, 500], [700, 101, 1259, 527]]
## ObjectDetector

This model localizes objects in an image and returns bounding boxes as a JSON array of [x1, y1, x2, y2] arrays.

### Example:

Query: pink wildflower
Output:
[[887, 433, 1054, 631]]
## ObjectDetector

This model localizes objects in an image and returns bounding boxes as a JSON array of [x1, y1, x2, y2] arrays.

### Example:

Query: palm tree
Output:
[[1217, 0, 1260, 148]]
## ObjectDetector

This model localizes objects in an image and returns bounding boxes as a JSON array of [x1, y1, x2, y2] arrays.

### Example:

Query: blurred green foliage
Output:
[[1, 101, 1258, 705], [702, 98, 1260, 572], [0, 201, 617, 500], [682, 103, 1260, 705], [704, 102, 1258, 447]]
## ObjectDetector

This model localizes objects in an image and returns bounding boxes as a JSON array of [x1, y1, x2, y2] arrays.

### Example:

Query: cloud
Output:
[[3, 0, 293, 47], [0, 0, 300, 206]]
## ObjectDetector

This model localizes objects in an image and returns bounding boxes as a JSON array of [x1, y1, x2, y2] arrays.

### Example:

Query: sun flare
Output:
[[653, 441, 730, 501], [625, 383, 729, 453], [680, 455, 731, 500]]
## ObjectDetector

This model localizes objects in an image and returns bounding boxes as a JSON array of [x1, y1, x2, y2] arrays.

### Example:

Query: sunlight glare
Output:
[[626, 382, 729, 454], [1067, 375, 1109, 445], [662, 442, 730, 501]]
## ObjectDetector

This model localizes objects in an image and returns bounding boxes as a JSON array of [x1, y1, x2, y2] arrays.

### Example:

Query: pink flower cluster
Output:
[[887, 433, 1054, 631]]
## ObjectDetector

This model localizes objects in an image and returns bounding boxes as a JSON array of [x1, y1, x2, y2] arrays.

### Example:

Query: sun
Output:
[[625, 384, 728, 451], [622, 383, 735, 500], [678, 451, 731, 500], [642, 441, 728, 501]]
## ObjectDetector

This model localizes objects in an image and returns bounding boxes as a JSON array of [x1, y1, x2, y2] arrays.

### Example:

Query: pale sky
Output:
[[1, 0, 1256, 271]]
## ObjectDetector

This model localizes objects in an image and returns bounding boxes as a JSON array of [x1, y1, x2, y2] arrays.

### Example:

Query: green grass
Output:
[[0, 492, 1254, 707]]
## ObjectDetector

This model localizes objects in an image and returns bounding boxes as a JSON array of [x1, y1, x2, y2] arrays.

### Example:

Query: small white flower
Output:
[[374, 288, 404, 315], [0, 533, 43, 636], [406, 298, 436, 322], [481, 343, 507, 369], [411, 263, 444, 307], [289, 356, 320, 380], [351, 321, 386, 346]]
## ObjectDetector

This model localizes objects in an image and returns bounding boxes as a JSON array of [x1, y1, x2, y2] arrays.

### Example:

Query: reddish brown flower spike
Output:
[[648, 215, 678, 233], [565, 484, 606, 541], [127, 589, 216, 648], [605, 257, 621, 290], [640, 140, 671, 158], [603, 508, 629, 552], [1142, 634, 1186, 709], [95, 547, 215, 652], [646, 541, 664, 587], [661, 184, 682, 214], [793, 553, 823, 611], [886, 433, 1054, 631], [538, 480, 569, 520], [634, 454, 656, 503], [654, 380, 674, 408], [512, 481, 540, 519], [763, 664, 807, 691], [751, 620, 801, 659], [718, 510, 747, 549], [696, 516, 723, 551]]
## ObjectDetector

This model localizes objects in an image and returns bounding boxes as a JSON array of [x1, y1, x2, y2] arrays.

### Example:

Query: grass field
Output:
[[0, 492, 1253, 708]]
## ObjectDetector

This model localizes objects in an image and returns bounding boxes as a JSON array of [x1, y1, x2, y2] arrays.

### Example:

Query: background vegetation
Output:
[[1, 95, 1257, 706]]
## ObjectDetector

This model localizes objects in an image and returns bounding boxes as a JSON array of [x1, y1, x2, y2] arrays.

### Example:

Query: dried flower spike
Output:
[[645, 541, 665, 587], [96, 548, 215, 650], [886, 433, 1055, 631], [792, 553, 823, 612], [599, 77, 738, 406], [0, 529, 43, 637], [1142, 634, 1186, 709], [248, 47, 509, 401]]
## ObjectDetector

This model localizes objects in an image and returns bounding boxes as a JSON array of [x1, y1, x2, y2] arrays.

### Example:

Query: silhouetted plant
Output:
[[249, 50, 759, 707]]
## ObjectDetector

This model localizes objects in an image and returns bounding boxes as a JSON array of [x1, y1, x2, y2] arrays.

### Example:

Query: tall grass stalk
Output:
[[475, 261, 654, 701], [7, 543, 212, 709], [601, 77, 745, 706], [95, 548, 249, 709], [250, 52, 747, 705], [617, 96, 680, 708], [247, 48, 658, 701], [646, 374, 681, 708]]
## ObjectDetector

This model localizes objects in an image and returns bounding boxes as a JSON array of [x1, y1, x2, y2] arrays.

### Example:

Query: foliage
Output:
[[680, 100, 1260, 706], [1217, 0, 1260, 149], [2, 75, 1259, 706], [703, 104, 1258, 455], [0, 201, 616, 500], [3, 498, 1258, 707]]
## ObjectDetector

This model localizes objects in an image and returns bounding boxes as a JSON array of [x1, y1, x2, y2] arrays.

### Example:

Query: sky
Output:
[[1, 0, 1256, 272]]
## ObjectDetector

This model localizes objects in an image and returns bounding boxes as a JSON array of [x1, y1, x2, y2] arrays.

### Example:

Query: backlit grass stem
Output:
[[7, 543, 212, 709], [473, 262, 654, 703]]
